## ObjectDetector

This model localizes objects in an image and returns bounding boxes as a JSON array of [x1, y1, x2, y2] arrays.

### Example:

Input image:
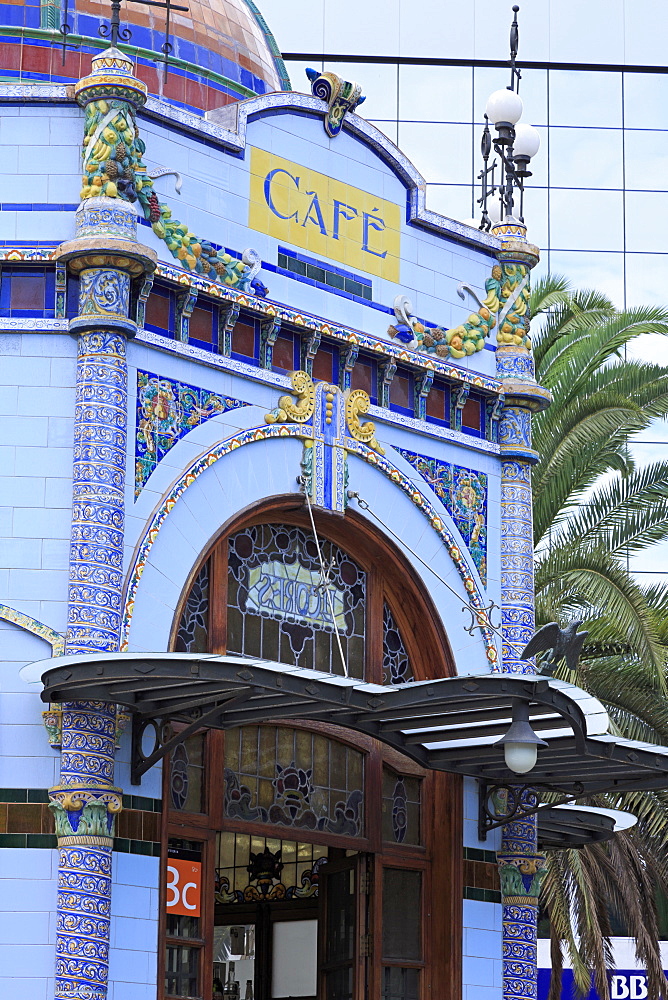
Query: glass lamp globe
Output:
[[503, 740, 538, 774], [485, 88, 523, 126], [513, 123, 541, 158], [488, 198, 503, 223]]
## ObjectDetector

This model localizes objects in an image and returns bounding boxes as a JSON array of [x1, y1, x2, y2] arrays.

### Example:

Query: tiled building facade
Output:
[[1, 4, 660, 1000]]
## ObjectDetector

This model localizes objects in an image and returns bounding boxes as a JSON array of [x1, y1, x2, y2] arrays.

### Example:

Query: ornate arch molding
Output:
[[174, 494, 457, 683], [0, 603, 65, 656], [121, 377, 498, 666]]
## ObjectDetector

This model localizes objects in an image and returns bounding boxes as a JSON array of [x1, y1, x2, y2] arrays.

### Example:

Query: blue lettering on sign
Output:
[[362, 208, 387, 259], [264, 168, 300, 221], [538, 970, 668, 1000], [263, 173, 388, 258], [301, 190, 328, 235], [332, 200, 358, 240]]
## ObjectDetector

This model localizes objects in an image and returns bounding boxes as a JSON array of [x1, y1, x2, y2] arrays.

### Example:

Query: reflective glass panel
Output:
[[165, 944, 200, 998], [322, 0, 401, 57], [548, 127, 623, 189], [547, 250, 625, 307], [398, 123, 473, 185], [549, 70, 622, 128], [224, 726, 365, 836], [399, 65, 473, 124], [624, 253, 668, 308], [328, 61, 398, 120], [624, 129, 668, 192], [425, 184, 475, 223], [212, 927, 255, 999], [227, 524, 366, 677], [549, 1, 624, 65], [326, 867, 355, 962], [625, 192, 668, 253], [548, 189, 624, 251], [623, 73, 668, 130]]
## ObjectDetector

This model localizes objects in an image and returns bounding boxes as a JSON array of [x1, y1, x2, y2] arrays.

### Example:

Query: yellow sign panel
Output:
[[249, 147, 401, 283]]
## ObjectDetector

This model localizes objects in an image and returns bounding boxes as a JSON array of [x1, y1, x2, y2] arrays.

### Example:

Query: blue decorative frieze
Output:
[[135, 370, 249, 497], [396, 447, 488, 584]]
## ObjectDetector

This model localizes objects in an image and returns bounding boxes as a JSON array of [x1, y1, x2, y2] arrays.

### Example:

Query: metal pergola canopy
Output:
[[26, 652, 668, 808], [536, 804, 637, 851]]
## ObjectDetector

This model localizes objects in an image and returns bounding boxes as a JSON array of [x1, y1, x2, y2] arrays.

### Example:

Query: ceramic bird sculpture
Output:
[[520, 620, 589, 674]]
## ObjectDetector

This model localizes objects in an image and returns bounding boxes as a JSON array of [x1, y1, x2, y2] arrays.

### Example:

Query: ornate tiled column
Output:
[[493, 223, 551, 1000], [48, 49, 156, 1000]]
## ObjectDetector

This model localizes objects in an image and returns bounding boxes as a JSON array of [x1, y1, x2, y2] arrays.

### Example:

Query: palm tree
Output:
[[529, 276, 668, 999]]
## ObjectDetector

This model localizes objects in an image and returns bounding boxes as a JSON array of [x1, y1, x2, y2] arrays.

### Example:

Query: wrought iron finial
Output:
[[509, 5, 521, 94], [99, 0, 132, 47], [98, 0, 189, 80], [477, 115, 498, 231], [141, 0, 189, 78], [473, 4, 540, 228], [55, 0, 81, 66]]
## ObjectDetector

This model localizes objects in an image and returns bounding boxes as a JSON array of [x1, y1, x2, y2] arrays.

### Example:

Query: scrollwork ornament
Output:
[[345, 389, 385, 454], [265, 370, 316, 424], [305, 68, 365, 138]]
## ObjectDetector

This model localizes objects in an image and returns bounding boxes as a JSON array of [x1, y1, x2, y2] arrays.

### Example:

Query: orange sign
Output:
[[166, 858, 202, 917]]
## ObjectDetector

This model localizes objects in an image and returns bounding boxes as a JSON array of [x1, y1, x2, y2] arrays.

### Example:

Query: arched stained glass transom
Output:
[[174, 510, 427, 685], [227, 524, 366, 677]]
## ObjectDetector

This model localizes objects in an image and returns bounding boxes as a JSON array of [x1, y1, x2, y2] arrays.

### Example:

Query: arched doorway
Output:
[[162, 499, 463, 1000]]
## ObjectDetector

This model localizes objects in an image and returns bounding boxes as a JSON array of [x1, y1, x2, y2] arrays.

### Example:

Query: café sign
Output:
[[246, 560, 346, 632], [249, 147, 401, 282]]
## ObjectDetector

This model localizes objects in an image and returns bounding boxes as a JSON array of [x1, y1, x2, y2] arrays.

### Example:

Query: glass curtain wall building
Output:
[[261, 0, 668, 311], [260, 0, 668, 585]]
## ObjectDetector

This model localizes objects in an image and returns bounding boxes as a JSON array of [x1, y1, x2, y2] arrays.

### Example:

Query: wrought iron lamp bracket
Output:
[[130, 686, 252, 784], [477, 779, 585, 840]]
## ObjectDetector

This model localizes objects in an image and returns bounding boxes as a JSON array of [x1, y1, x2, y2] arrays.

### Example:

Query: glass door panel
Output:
[[381, 868, 422, 1000], [319, 856, 368, 1000], [271, 918, 318, 999], [212, 923, 256, 999]]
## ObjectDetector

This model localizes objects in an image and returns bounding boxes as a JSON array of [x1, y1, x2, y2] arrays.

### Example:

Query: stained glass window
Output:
[[176, 561, 209, 653], [227, 524, 366, 678], [215, 831, 328, 902], [382, 604, 413, 685], [224, 725, 364, 837], [382, 767, 421, 845], [170, 733, 206, 813]]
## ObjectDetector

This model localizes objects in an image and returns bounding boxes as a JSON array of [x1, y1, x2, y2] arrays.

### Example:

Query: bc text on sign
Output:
[[166, 858, 202, 917], [249, 147, 401, 283]]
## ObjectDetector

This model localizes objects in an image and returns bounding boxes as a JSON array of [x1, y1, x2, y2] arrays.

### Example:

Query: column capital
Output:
[[497, 854, 548, 899], [74, 48, 148, 110], [48, 784, 123, 846], [56, 197, 157, 277]]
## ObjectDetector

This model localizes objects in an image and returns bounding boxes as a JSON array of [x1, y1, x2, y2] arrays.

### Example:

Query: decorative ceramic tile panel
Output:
[[397, 447, 488, 585], [135, 370, 249, 497]]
